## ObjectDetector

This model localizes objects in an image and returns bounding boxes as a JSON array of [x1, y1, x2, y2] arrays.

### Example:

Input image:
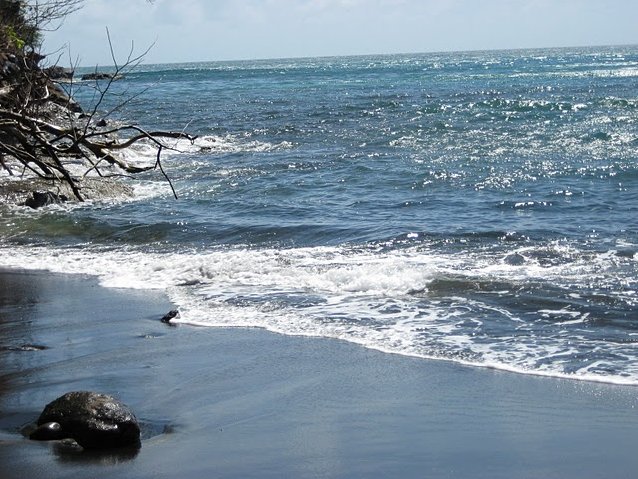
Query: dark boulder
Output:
[[44, 66, 74, 80], [35, 391, 141, 450], [29, 421, 67, 441], [160, 309, 179, 324], [23, 191, 68, 209], [81, 72, 123, 81]]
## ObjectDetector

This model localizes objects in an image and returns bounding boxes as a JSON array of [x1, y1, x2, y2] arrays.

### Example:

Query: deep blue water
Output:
[[1, 46, 637, 383]]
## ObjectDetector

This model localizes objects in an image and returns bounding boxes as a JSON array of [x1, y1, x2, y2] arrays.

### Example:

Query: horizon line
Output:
[[59, 42, 638, 69]]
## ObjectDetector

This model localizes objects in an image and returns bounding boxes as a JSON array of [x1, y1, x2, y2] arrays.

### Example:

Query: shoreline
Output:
[[1, 267, 638, 478]]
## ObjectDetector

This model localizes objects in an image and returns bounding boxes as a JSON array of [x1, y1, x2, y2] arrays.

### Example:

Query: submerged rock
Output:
[[35, 391, 141, 450], [504, 253, 526, 265], [0, 177, 135, 206], [615, 249, 636, 259], [1, 343, 48, 352]]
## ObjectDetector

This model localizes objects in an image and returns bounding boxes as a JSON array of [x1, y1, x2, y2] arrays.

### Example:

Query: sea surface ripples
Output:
[[1, 46, 637, 384]]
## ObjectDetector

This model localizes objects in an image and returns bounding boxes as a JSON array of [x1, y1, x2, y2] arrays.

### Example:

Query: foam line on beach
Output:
[[1, 242, 636, 386]]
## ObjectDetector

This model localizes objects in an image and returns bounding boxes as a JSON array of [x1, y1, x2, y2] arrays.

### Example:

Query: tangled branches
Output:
[[0, 106, 196, 200], [0, 20, 196, 201]]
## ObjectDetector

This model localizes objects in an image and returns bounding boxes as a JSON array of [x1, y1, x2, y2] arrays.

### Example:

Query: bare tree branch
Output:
[[1, 0, 197, 202]]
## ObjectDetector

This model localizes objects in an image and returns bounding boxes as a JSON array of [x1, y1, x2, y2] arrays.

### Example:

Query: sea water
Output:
[[1, 46, 637, 384]]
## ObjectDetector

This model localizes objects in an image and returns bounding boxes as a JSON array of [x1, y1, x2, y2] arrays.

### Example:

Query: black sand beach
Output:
[[1, 268, 637, 478]]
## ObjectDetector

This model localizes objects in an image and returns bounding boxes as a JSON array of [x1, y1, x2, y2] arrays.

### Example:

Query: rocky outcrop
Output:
[[0, 51, 82, 114], [81, 72, 123, 81], [33, 391, 141, 450], [0, 177, 135, 207], [44, 65, 74, 80]]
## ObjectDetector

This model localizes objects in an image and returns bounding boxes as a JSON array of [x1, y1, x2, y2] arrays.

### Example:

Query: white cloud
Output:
[[42, 0, 638, 66]]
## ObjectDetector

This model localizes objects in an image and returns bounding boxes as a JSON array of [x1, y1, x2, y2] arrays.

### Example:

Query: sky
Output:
[[42, 0, 638, 66]]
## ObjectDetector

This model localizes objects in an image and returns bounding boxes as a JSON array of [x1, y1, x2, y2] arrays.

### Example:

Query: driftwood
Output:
[[0, 107, 197, 200]]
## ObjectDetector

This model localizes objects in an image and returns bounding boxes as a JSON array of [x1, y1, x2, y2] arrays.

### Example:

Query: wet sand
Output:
[[1, 268, 637, 478]]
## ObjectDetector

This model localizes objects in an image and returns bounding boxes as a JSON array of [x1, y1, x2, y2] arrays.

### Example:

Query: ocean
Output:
[[1, 46, 637, 385]]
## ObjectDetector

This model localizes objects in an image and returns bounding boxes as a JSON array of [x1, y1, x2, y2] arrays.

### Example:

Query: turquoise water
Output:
[[1, 46, 637, 383]]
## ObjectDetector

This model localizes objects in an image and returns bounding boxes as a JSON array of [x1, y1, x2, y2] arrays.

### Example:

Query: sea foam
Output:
[[1, 239, 637, 386]]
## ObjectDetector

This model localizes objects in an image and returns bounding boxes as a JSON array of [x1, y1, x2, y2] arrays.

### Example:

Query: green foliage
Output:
[[0, 0, 44, 51], [4, 25, 25, 50]]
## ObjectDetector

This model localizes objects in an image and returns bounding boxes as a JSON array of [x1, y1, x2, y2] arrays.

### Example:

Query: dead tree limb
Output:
[[0, 27, 197, 201], [0, 104, 197, 199]]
